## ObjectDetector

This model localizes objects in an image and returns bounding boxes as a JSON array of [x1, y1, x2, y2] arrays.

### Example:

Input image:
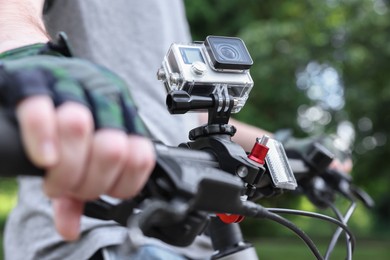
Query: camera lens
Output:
[[218, 45, 240, 61], [205, 36, 253, 70]]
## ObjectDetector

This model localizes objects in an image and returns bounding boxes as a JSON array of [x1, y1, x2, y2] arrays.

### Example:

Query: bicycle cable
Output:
[[266, 207, 356, 253], [324, 202, 357, 260], [242, 202, 324, 260], [325, 201, 352, 260]]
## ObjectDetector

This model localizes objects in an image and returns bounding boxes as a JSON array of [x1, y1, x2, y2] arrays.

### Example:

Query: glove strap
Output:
[[39, 32, 73, 57], [0, 32, 73, 60]]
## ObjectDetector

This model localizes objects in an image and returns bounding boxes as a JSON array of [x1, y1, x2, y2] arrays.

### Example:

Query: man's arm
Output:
[[0, 0, 155, 241], [229, 117, 352, 172], [0, 0, 49, 53]]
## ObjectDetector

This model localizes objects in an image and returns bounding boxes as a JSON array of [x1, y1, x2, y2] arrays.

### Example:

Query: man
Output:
[[1, 0, 232, 259], [1, 0, 350, 259]]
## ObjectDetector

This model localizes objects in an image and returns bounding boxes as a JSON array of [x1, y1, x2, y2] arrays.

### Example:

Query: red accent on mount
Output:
[[217, 213, 245, 223], [248, 136, 270, 165]]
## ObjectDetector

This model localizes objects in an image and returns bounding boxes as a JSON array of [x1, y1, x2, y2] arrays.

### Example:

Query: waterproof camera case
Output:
[[157, 36, 254, 113]]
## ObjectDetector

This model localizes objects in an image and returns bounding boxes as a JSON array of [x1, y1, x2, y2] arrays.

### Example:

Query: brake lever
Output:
[[349, 185, 375, 209], [84, 145, 248, 247], [135, 199, 209, 247]]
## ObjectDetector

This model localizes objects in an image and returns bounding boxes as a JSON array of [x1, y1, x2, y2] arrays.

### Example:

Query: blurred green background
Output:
[[1, 0, 390, 259], [185, 0, 390, 258]]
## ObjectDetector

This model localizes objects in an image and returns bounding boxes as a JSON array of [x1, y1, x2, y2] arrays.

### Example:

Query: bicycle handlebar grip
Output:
[[0, 108, 44, 177]]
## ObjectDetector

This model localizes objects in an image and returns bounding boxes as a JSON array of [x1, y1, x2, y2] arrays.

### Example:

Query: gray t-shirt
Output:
[[4, 1, 210, 259]]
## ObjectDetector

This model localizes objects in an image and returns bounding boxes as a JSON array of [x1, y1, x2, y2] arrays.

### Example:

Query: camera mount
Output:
[[159, 36, 297, 193], [167, 85, 236, 139]]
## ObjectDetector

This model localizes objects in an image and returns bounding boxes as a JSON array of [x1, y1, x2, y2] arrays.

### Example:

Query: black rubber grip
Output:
[[0, 108, 44, 176]]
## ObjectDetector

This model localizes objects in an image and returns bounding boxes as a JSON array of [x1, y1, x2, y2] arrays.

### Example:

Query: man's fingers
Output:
[[108, 136, 155, 198], [16, 95, 59, 167], [52, 197, 84, 241], [44, 102, 93, 197], [71, 129, 129, 200], [18, 98, 155, 240]]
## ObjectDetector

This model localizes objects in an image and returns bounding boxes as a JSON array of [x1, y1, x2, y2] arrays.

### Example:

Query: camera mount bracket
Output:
[[167, 83, 238, 140]]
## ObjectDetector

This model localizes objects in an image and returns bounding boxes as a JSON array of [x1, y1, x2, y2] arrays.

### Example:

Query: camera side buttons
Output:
[[191, 61, 207, 76]]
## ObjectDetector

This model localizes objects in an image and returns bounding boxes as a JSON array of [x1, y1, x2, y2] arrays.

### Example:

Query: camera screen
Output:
[[180, 47, 205, 64]]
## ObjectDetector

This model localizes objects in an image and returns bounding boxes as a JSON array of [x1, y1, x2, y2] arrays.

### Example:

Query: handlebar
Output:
[[0, 107, 373, 260], [0, 109, 43, 176], [0, 106, 372, 211]]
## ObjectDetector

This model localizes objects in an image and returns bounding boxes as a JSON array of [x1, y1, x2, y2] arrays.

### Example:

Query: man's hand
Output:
[[329, 158, 353, 174], [0, 40, 155, 240]]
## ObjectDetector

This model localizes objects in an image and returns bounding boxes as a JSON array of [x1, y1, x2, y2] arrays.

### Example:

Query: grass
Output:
[[0, 178, 17, 228], [252, 237, 390, 259], [0, 178, 18, 260]]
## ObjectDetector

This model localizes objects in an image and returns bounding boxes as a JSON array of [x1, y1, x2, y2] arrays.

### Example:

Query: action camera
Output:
[[157, 36, 254, 113]]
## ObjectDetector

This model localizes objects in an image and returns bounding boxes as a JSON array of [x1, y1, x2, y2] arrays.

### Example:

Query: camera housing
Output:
[[157, 36, 254, 113]]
